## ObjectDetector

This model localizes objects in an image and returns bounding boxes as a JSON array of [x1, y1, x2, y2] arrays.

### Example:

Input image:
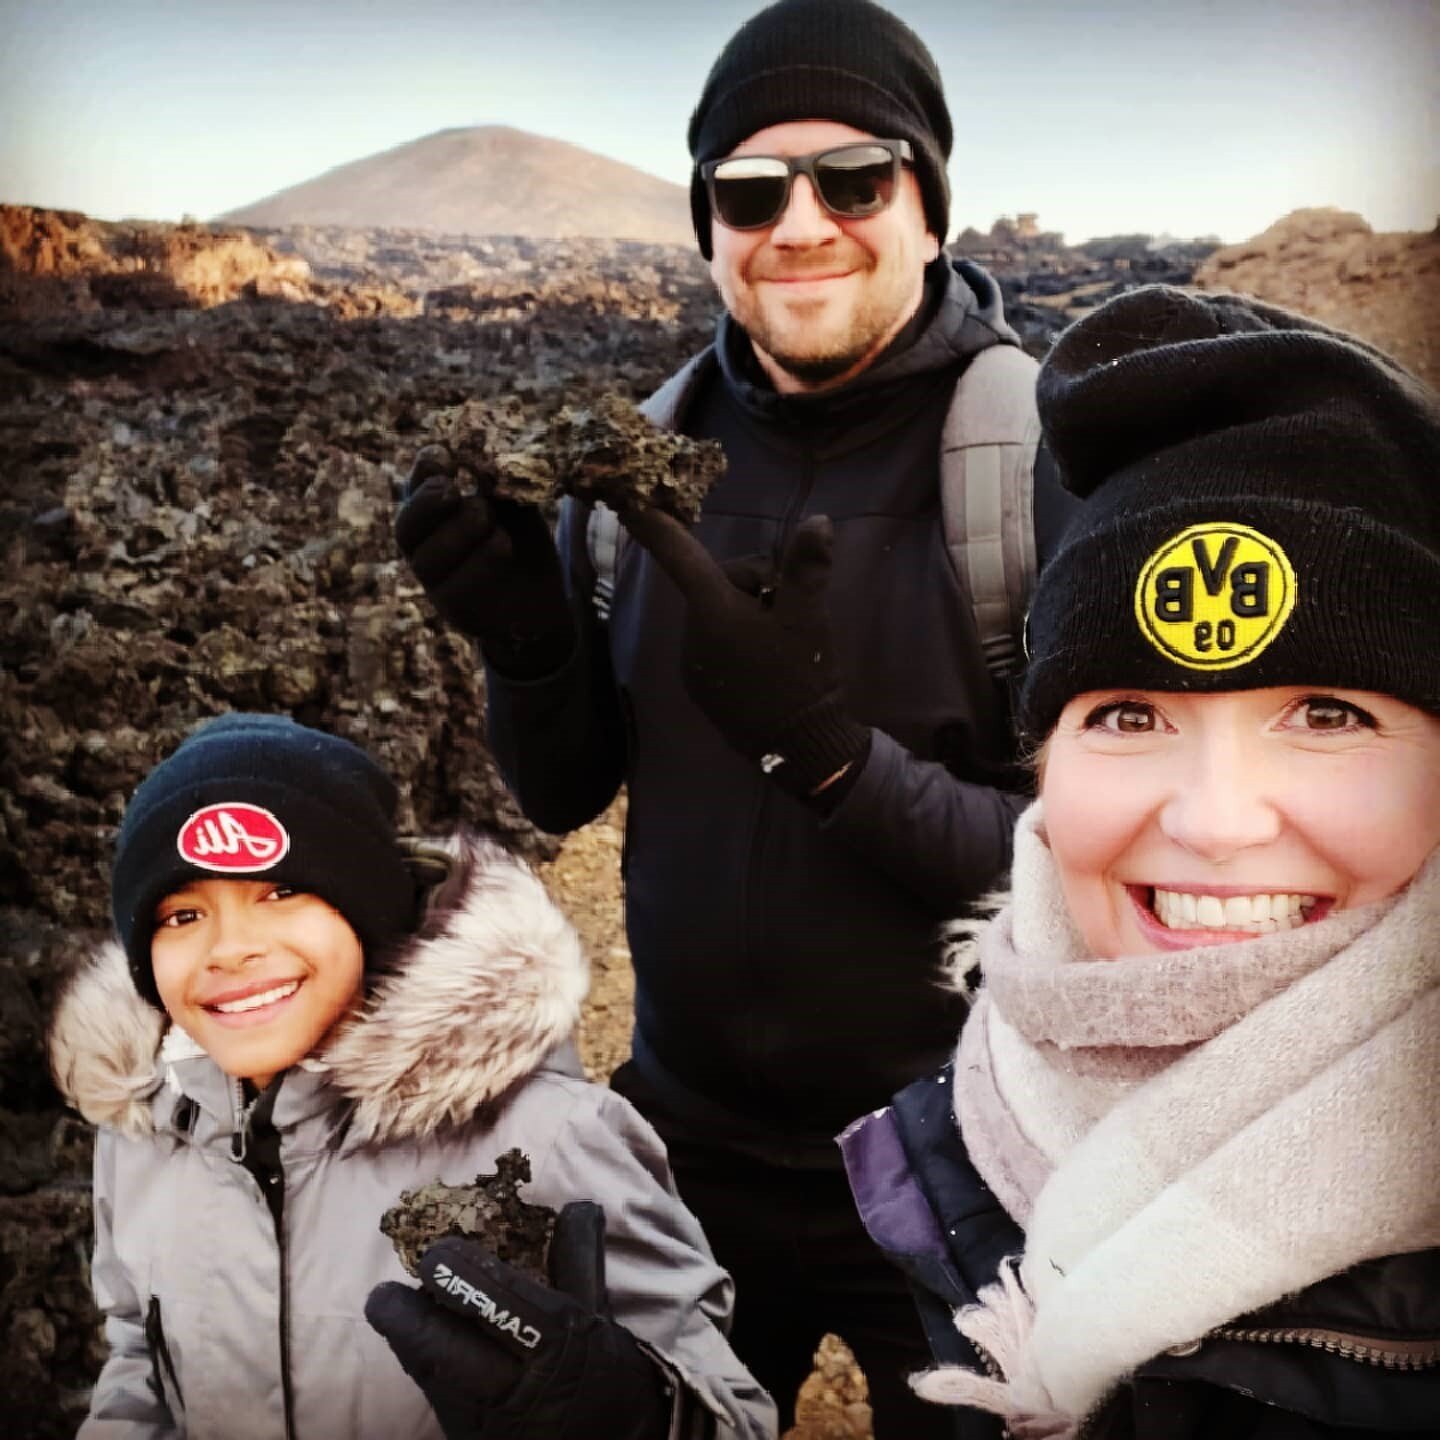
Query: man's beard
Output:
[[733, 254, 914, 387], [763, 334, 873, 384], [741, 294, 897, 383]]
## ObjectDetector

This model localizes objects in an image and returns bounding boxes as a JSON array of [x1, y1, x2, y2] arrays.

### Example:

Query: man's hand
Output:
[[394, 445, 576, 678], [623, 508, 870, 798], [365, 1202, 674, 1440]]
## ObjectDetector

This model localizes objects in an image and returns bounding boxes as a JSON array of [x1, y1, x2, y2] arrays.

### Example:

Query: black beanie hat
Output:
[[112, 714, 417, 1007], [1019, 285, 1440, 740], [687, 0, 952, 259]]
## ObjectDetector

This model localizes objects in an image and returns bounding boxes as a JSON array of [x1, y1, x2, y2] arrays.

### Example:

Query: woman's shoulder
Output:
[[842, 1062, 1023, 1298]]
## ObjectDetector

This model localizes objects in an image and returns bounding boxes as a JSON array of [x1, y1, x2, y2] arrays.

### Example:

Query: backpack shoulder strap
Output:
[[939, 343, 1041, 679], [584, 350, 715, 621]]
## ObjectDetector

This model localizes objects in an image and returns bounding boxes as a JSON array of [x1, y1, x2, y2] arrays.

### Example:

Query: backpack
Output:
[[585, 342, 1040, 680]]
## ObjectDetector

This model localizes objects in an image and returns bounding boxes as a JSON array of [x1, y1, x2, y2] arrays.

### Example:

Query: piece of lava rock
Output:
[[426, 390, 726, 522], [380, 1148, 558, 1283]]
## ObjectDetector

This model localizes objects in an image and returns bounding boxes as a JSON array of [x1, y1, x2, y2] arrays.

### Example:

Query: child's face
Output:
[[151, 879, 365, 1090], [1041, 685, 1440, 959]]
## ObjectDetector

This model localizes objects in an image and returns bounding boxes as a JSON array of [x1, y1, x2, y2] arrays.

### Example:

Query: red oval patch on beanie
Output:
[[177, 803, 291, 873]]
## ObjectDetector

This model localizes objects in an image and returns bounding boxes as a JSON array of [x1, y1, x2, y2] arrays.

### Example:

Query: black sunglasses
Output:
[[701, 139, 914, 231]]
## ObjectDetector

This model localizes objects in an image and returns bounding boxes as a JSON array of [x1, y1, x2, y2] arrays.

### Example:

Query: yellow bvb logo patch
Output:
[[1134, 522, 1297, 670]]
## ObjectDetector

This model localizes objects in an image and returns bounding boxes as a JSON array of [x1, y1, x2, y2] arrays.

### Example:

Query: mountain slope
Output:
[[220, 125, 693, 244]]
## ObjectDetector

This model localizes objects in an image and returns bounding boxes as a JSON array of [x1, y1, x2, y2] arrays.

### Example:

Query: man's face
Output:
[[708, 119, 940, 393]]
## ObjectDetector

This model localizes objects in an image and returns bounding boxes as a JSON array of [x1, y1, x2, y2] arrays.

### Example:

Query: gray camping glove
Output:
[[365, 1202, 676, 1440], [623, 508, 871, 800], [394, 445, 577, 679]]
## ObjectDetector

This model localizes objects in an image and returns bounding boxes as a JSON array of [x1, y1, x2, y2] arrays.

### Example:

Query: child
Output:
[[51, 713, 776, 1439], [841, 288, 1440, 1437]]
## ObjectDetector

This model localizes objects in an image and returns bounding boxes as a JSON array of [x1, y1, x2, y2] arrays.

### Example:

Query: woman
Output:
[[841, 285, 1440, 1438]]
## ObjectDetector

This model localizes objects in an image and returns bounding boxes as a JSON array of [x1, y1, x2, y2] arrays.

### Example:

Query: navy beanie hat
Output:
[[688, 0, 952, 258], [1019, 285, 1440, 741], [112, 714, 417, 1007]]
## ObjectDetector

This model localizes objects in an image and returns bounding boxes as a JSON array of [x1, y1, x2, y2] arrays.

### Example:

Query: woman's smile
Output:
[[1126, 884, 1332, 950]]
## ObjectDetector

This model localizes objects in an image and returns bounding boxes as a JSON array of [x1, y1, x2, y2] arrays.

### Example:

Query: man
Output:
[[396, 0, 1076, 1431]]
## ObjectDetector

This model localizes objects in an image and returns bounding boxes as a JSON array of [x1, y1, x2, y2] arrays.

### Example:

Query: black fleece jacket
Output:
[[485, 257, 1078, 1155]]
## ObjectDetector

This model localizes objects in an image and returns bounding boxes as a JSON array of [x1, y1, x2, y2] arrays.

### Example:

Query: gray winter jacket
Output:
[[50, 832, 776, 1440]]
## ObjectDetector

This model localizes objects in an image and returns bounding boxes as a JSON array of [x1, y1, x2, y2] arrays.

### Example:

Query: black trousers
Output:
[[613, 1063, 952, 1439]]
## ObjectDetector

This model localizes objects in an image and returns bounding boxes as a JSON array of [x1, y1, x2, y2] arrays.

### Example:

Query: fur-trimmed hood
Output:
[[49, 831, 588, 1146]]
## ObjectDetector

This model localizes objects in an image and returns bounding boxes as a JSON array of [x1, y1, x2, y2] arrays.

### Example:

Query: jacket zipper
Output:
[[144, 1295, 183, 1415], [776, 444, 815, 557], [741, 445, 815, 1002], [962, 1335, 1016, 1440], [230, 1084, 297, 1440], [1207, 1323, 1440, 1371], [748, 443, 817, 887], [277, 1202, 296, 1440], [1069, 1327, 1440, 1437], [996, 1324, 1438, 1440], [229, 1077, 256, 1162]]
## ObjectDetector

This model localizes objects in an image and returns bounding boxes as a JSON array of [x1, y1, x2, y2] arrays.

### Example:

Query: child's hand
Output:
[[365, 1202, 676, 1440]]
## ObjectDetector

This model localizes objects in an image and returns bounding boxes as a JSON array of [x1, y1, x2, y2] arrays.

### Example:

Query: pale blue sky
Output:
[[2, 0, 1436, 244]]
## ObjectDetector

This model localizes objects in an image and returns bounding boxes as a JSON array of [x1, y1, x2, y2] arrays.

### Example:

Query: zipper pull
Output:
[[229, 1080, 256, 1163]]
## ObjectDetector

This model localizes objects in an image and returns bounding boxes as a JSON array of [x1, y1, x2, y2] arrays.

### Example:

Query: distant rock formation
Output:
[[219, 125, 693, 245], [950, 214, 1218, 355], [0, 205, 336, 320], [1196, 207, 1440, 386]]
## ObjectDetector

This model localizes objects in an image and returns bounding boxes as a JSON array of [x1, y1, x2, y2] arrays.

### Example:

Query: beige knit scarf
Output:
[[915, 803, 1440, 1437]]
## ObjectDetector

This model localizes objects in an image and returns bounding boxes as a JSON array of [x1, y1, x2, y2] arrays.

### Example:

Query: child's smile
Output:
[[201, 976, 306, 1026]]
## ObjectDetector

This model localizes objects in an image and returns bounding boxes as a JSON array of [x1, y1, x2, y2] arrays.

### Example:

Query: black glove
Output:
[[623, 508, 871, 798], [365, 1202, 674, 1440], [394, 445, 577, 679]]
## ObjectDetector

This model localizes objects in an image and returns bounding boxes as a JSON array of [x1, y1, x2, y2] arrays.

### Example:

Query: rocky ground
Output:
[[1, 200, 1431, 1437], [953, 213, 1221, 358]]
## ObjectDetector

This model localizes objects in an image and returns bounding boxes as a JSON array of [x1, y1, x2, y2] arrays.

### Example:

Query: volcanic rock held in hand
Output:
[[380, 1149, 558, 1282], [425, 390, 727, 522]]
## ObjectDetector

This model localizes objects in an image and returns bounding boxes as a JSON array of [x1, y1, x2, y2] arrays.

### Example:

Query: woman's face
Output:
[[1041, 687, 1440, 959]]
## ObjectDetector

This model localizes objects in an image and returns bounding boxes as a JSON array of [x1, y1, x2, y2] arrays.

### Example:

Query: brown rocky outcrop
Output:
[[1196, 207, 1440, 386], [0, 205, 331, 318], [950, 214, 1218, 355]]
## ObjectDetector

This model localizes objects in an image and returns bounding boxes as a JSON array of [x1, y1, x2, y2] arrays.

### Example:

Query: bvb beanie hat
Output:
[[687, 0, 952, 258], [112, 713, 417, 1007], [1018, 285, 1440, 740]]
